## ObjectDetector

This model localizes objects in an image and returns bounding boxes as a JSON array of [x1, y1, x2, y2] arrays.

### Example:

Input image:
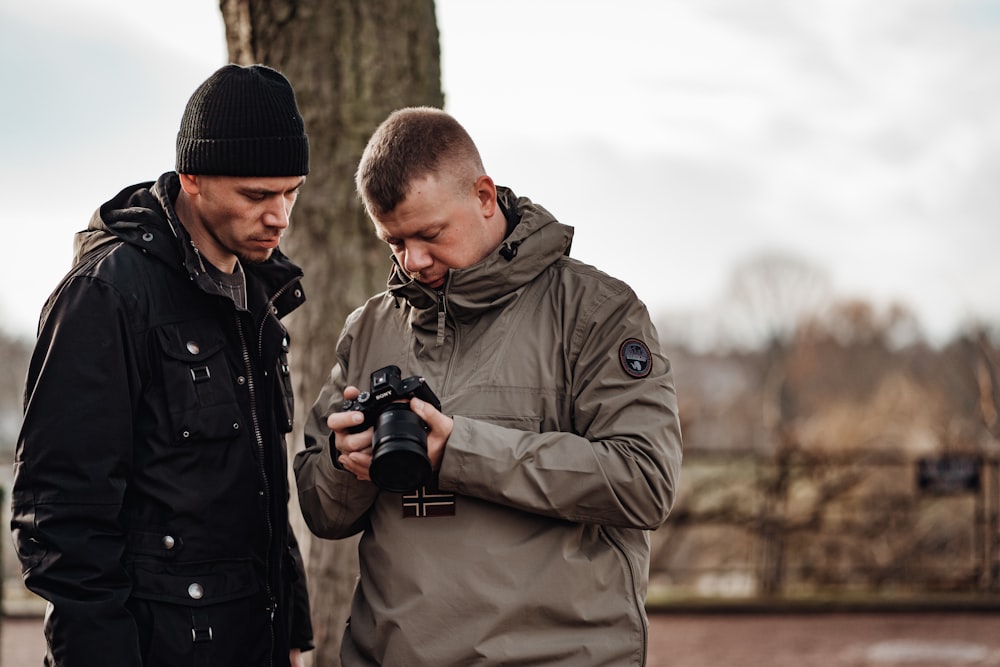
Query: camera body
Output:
[[337, 365, 441, 492], [342, 365, 441, 433]]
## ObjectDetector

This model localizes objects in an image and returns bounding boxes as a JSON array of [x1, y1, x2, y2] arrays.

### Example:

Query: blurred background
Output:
[[1, 0, 999, 650], [3, 0, 1000, 344]]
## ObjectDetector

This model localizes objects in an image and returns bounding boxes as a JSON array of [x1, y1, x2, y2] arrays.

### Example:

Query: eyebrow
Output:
[[242, 177, 306, 196]]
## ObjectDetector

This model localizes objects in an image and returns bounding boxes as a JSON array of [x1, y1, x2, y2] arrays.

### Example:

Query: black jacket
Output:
[[11, 172, 314, 666]]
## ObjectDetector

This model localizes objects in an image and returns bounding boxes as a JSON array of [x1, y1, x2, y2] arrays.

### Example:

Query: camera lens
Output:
[[369, 404, 432, 493]]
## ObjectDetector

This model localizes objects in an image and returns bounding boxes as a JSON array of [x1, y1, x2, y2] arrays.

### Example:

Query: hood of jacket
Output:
[[76, 172, 305, 317], [386, 186, 573, 325]]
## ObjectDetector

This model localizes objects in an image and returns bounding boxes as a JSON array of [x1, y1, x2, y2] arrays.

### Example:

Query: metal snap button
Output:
[[162, 535, 176, 550], [188, 583, 204, 600], [186, 341, 200, 355]]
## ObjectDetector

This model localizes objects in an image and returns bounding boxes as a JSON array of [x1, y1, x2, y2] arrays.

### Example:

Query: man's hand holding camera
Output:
[[327, 386, 374, 480], [327, 366, 453, 491]]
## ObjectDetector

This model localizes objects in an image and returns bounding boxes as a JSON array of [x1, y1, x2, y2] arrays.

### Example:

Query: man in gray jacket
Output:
[[295, 107, 682, 666]]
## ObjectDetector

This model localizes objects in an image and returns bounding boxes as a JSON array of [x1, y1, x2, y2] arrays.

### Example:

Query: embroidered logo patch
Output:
[[402, 483, 456, 518], [619, 338, 652, 378]]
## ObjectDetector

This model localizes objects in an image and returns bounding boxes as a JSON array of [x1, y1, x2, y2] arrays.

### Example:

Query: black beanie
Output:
[[176, 64, 309, 176]]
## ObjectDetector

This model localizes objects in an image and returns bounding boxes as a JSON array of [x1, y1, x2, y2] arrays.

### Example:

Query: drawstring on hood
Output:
[[499, 240, 521, 261]]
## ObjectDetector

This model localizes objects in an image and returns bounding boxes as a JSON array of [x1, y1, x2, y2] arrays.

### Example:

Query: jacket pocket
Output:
[[156, 322, 243, 444], [129, 557, 259, 606], [127, 558, 267, 665]]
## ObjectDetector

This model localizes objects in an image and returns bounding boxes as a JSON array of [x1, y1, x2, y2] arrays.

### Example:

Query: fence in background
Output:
[[650, 451, 1000, 605]]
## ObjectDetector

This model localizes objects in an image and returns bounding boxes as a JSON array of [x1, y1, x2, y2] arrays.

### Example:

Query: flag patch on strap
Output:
[[402, 484, 456, 518]]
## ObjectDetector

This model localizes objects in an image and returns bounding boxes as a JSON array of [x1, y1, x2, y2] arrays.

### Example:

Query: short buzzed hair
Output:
[[356, 107, 486, 217]]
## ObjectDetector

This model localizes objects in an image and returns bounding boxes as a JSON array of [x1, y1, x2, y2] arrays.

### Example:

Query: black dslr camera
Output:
[[335, 365, 441, 493]]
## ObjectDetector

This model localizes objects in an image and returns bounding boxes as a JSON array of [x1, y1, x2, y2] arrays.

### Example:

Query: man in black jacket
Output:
[[11, 64, 314, 666]]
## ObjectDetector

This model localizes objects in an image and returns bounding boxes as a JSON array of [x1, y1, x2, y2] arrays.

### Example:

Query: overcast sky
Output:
[[2, 0, 998, 345]]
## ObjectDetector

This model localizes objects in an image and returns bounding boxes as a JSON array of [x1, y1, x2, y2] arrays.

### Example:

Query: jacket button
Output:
[[186, 341, 200, 355], [237, 376, 246, 385], [188, 583, 204, 600], [162, 535, 176, 550]]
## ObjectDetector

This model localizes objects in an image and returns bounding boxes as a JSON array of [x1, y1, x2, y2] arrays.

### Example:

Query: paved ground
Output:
[[647, 612, 1000, 667], [1, 616, 44, 666], [4, 611, 1000, 665]]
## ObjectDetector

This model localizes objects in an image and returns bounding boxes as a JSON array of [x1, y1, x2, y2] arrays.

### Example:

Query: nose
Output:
[[263, 196, 291, 229], [402, 242, 432, 275]]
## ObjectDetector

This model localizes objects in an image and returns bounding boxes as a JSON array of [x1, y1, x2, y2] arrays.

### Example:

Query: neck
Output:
[[174, 189, 238, 273]]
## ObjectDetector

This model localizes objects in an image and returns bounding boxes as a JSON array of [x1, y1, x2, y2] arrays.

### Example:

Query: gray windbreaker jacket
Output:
[[295, 188, 682, 666]]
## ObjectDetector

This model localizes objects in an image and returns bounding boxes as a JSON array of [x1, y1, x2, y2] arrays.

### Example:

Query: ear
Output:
[[178, 173, 202, 196], [474, 174, 498, 217]]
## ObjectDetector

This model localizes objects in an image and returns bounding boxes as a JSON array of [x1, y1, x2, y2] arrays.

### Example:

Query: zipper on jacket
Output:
[[431, 286, 462, 398], [257, 278, 300, 358], [435, 290, 447, 348], [236, 314, 276, 667], [250, 275, 300, 667], [602, 527, 648, 665]]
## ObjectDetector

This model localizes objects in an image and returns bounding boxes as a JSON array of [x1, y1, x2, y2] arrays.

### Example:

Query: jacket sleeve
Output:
[[10, 275, 144, 666], [293, 326, 378, 540], [439, 284, 683, 531]]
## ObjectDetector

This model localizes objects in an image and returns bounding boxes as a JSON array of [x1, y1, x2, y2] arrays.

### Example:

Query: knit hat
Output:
[[176, 64, 309, 176]]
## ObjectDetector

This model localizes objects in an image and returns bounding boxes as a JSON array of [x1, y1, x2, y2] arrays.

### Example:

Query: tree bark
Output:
[[218, 2, 442, 664]]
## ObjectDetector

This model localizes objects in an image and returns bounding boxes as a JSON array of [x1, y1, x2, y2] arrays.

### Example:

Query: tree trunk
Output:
[[218, 2, 442, 664]]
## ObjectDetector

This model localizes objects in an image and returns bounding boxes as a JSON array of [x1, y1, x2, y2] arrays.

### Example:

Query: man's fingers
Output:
[[410, 397, 435, 423], [328, 409, 364, 432]]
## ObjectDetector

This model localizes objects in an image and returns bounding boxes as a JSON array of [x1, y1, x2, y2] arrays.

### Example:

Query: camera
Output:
[[334, 365, 441, 493]]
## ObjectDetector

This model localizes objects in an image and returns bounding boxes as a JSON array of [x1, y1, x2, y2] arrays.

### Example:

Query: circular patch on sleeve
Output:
[[619, 338, 652, 378]]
